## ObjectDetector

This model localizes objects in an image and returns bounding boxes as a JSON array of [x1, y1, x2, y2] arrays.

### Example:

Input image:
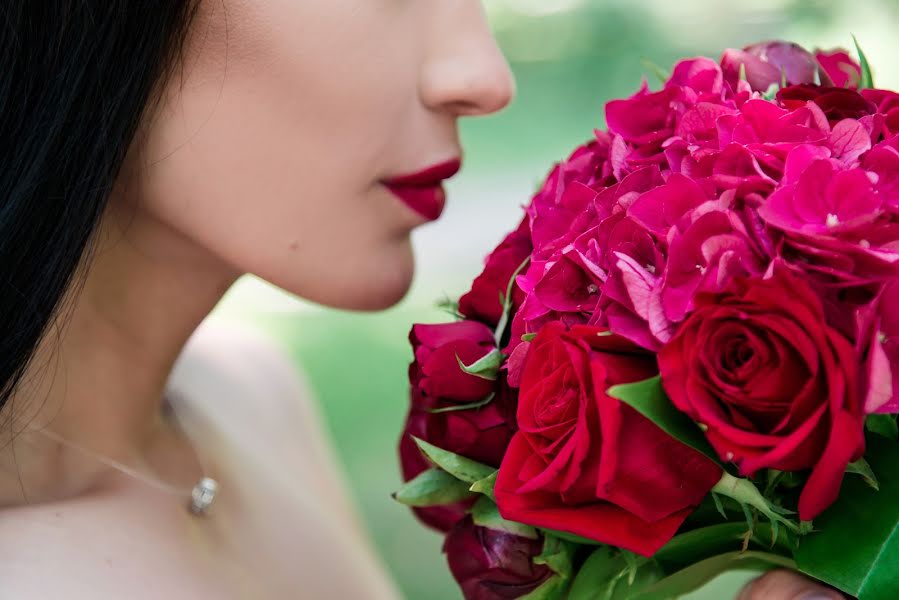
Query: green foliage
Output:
[[471, 495, 539, 538], [412, 437, 496, 483], [392, 468, 476, 507], [518, 535, 579, 600], [456, 349, 504, 381], [654, 523, 791, 572], [640, 59, 671, 85], [435, 296, 463, 320], [426, 393, 495, 414], [853, 34, 875, 89], [629, 551, 795, 600], [569, 547, 664, 600], [796, 434, 899, 600], [494, 257, 531, 344], [469, 469, 499, 501], [711, 472, 800, 535], [520, 576, 571, 600], [534, 535, 578, 578], [846, 458, 879, 491], [866, 414, 898, 440]]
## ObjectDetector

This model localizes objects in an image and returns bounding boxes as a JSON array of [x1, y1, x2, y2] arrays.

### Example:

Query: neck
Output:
[[0, 195, 240, 507]]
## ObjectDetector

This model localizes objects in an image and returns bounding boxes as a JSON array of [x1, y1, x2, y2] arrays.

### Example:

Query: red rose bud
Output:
[[815, 49, 862, 89], [407, 321, 516, 466], [410, 321, 496, 401], [721, 41, 821, 93], [443, 515, 552, 600], [659, 266, 866, 521], [399, 321, 518, 531], [401, 380, 516, 472], [460, 216, 533, 328], [494, 323, 721, 557]]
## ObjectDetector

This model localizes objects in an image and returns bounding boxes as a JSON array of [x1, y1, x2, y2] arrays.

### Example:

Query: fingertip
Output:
[[736, 569, 843, 600]]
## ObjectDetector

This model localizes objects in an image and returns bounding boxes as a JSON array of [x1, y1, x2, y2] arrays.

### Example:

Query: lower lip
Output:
[[384, 183, 447, 222]]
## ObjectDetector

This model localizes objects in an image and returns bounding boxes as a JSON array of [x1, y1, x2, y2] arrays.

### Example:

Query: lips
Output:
[[384, 158, 462, 221]]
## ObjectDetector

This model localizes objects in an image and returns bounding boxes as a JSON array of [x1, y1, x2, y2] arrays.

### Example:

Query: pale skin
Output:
[[0, 0, 514, 597], [0, 0, 841, 598]]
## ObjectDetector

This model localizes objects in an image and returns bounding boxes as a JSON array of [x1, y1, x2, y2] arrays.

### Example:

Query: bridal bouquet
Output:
[[395, 40, 899, 600]]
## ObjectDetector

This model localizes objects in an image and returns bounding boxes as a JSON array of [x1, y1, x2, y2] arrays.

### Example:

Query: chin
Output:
[[286, 243, 416, 312], [347, 251, 415, 311]]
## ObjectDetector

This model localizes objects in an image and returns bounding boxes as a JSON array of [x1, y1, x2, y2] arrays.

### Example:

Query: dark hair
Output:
[[0, 2, 202, 417]]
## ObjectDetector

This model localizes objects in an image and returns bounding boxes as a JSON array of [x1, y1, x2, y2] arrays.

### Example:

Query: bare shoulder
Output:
[[168, 318, 334, 452], [172, 317, 316, 414], [168, 317, 366, 525]]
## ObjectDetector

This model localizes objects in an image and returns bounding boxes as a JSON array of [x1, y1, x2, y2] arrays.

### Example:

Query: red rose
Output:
[[494, 323, 721, 556], [460, 216, 532, 328], [399, 321, 517, 531], [443, 516, 552, 600], [659, 266, 866, 520]]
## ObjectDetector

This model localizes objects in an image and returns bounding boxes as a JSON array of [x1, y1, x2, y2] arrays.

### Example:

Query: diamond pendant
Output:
[[189, 477, 219, 515]]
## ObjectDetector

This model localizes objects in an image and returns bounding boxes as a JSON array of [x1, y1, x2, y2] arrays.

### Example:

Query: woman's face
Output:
[[128, 0, 515, 310]]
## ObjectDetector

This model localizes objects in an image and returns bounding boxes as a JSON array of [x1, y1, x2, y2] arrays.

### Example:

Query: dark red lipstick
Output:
[[383, 158, 462, 221]]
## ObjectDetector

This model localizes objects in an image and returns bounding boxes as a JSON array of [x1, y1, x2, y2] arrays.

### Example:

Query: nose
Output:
[[419, 4, 516, 117]]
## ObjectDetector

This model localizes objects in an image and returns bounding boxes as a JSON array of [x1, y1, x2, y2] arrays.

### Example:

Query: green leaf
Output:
[[521, 333, 537, 343], [640, 59, 670, 85], [866, 414, 898, 440], [569, 547, 664, 600], [606, 376, 721, 465], [426, 393, 495, 414], [469, 469, 498, 501], [654, 523, 791, 571], [629, 551, 795, 600], [712, 493, 727, 519], [494, 256, 531, 344], [762, 82, 780, 102], [846, 458, 880, 491], [519, 575, 570, 600], [569, 547, 624, 600], [392, 468, 476, 507], [533, 534, 577, 579], [796, 434, 899, 600], [712, 472, 800, 533], [852, 34, 875, 89], [471, 496, 539, 539], [412, 437, 496, 483], [456, 349, 503, 381], [621, 550, 641, 585], [435, 295, 463, 320]]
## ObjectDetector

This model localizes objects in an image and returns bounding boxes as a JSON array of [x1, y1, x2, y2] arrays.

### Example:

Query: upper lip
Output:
[[383, 157, 462, 187]]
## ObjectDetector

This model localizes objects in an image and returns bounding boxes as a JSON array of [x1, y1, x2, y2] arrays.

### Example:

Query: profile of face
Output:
[[123, 0, 515, 311]]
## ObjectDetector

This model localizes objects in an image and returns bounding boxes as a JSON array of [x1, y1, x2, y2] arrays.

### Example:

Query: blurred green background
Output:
[[213, 1, 899, 598]]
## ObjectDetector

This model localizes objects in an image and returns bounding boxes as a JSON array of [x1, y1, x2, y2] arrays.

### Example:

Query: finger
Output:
[[737, 569, 844, 600]]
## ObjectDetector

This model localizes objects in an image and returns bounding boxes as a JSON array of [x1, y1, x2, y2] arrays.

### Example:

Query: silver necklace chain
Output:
[[24, 395, 219, 516]]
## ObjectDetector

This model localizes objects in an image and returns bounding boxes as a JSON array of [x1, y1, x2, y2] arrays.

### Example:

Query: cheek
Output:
[[141, 170, 417, 310], [134, 0, 421, 311]]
